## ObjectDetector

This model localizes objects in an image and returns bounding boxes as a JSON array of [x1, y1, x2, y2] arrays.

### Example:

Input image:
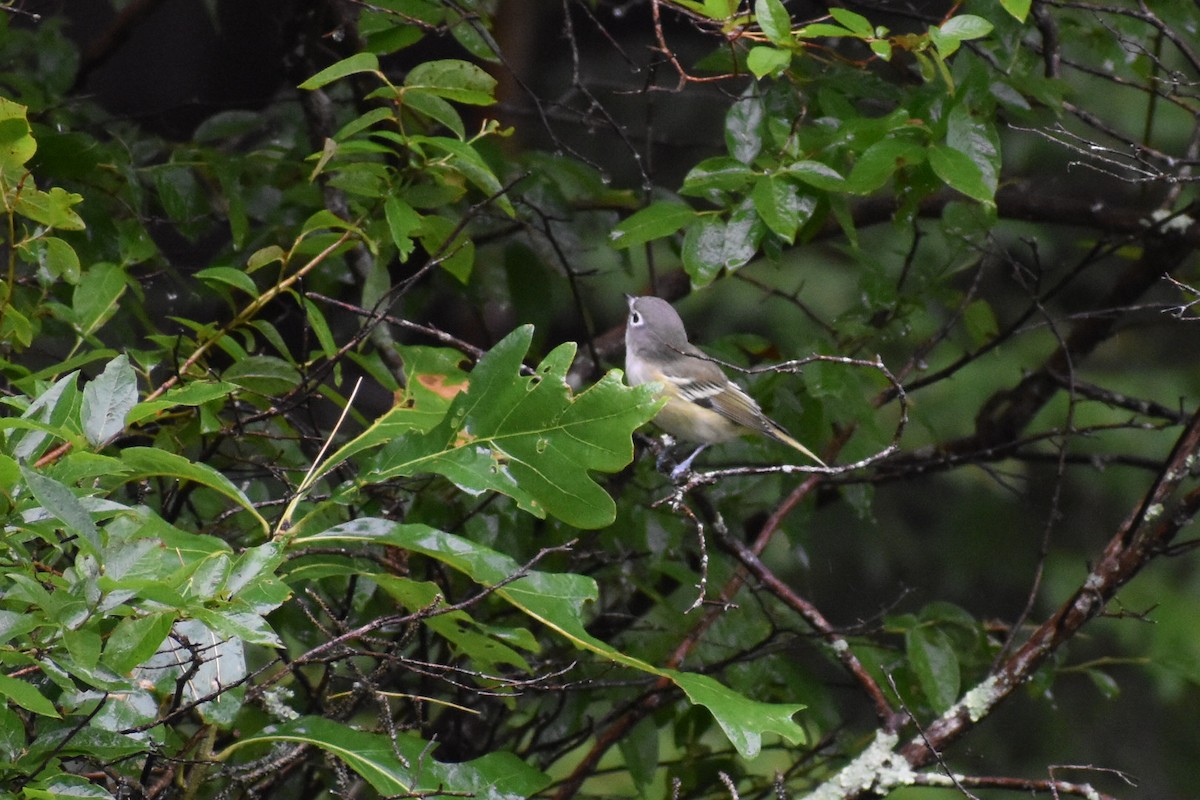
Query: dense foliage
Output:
[[1, 1, 1199, 799]]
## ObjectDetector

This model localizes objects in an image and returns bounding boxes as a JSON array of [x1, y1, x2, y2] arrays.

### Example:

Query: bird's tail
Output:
[[765, 424, 826, 467]]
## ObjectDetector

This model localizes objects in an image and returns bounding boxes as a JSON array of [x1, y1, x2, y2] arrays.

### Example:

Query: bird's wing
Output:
[[663, 356, 826, 466], [660, 357, 767, 431]]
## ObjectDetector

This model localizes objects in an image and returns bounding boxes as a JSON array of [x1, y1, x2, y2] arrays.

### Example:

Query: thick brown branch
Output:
[[896, 404, 1200, 769]]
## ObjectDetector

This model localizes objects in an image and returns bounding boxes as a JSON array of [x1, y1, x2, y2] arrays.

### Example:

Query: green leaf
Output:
[[127, 381, 236, 424], [411, 135, 515, 216], [751, 174, 815, 243], [682, 215, 728, 288], [103, 613, 174, 675], [194, 608, 280, 647], [20, 463, 101, 555], [30, 236, 81, 283], [783, 160, 847, 190], [704, 0, 738, 17], [80, 354, 138, 446], [384, 196, 423, 261], [847, 138, 927, 194], [404, 59, 498, 106], [1000, 0, 1031, 21], [140, 618, 246, 724], [680, 157, 754, 197], [394, 344, 471, 428], [829, 7, 873, 37], [296, 519, 807, 757], [0, 672, 60, 718], [448, 9, 501, 63], [1087, 668, 1121, 699], [725, 86, 764, 163], [195, 266, 258, 296], [906, 625, 960, 713], [400, 89, 466, 139], [375, 575, 533, 673], [363, 326, 661, 529], [224, 541, 288, 600], [609, 201, 695, 249], [221, 354, 302, 396], [223, 717, 550, 799], [945, 101, 1000, 202], [672, 671, 805, 757], [333, 106, 393, 141], [298, 52, 380, 89], [14, 186, 85, 230], [0, 96, 35, 178], [619, 718, 660, 795], [929, 144, 992, 204], [9, 372, 81, 461], [963, 299, 998, 346], [324, 346, 470, 468], [1, 301, 33, 348], [746, 46, 791, 79], [153, 165, 205, 228], [119, 447, 268, 535], [682, 200, 763, 287], [754, 0, 792, 44], [211, 158, 248, 248], [246, 244, 285, 272], [940, 14, 994, 41], [23, 773, 113, 799], [417, 214, 475, 283], [63, 626, 102, 670], [797, 22, 856, 38], [72, 262, 127, 338]]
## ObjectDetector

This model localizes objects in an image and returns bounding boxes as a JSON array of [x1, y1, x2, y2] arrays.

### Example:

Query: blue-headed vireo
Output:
[[624, 294, 824, 474]]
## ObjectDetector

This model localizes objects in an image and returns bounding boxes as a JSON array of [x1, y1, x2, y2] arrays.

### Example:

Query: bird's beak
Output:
[[624, 293, 636, 308]]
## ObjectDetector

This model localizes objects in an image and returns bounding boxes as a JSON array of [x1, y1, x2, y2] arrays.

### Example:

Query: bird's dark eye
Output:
[[630, 311, 642, 326]]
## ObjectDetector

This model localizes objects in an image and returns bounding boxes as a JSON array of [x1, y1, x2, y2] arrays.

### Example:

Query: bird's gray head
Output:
[[625, 295, 689, 355]]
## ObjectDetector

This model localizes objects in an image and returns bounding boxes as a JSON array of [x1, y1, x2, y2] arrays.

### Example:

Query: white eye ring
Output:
[[630, 311, 642, 326]]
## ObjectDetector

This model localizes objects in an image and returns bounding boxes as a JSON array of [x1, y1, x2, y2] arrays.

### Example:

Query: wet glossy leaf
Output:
[[119, 447, 268, 535], [80, 354, 137, 446], [682, 199, 763, 286], [907, 625, 960, 713], [610, 201, 696, 248], [847, 138, 927, 194], [0, 672, 59, 718], [20, 464, 100, 555], [226, 716, 549, 798], [929, 144, 992, 204], [726, 87, 765, 164], [751, 174, 815, 243], [404, 59, 497, 105], [680, 157, 754, 198], [783, 160, 847, 191], [361, 326, 661, 528], [221, 354, 302, 396], [72, 262, 126, 337], [298, 519, 808, 757]]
